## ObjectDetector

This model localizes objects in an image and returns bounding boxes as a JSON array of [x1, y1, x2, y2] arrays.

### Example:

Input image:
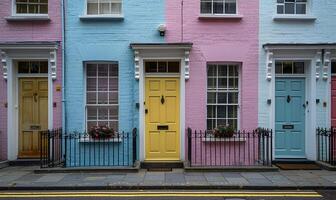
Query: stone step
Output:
[[141, 161, 184, 169], [9, 159, 40, 166]]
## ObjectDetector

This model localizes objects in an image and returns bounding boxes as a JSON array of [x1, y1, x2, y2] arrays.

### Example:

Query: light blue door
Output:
[[275, 78, 305, 158]]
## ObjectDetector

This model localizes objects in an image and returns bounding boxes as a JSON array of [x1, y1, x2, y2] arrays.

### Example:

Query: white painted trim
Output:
[[269, 57, 316, 160], [139, 58, 186, 162], [5, 54, 55, 160]]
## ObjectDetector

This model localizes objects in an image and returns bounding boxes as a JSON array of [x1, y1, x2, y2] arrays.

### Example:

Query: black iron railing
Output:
[[317, 127, 336, 166], [187, 128, 273, 167], [40, 128, 137, 168]]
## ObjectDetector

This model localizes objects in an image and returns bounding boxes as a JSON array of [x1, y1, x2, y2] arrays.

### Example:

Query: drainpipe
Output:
[[61, 0, 66, 133]]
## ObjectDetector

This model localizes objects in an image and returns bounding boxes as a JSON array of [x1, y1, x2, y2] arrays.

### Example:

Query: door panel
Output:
[[331, 77, 336, 126], [19, 78, 48, 158], [275, 78, 305, 158], [145, 78, 180, 161]]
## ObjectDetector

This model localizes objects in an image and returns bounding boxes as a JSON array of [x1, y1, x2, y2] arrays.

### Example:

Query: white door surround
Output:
[[0, 42, 59, 160], [263, 44, 336, 161], [130, 43, 192, 162]]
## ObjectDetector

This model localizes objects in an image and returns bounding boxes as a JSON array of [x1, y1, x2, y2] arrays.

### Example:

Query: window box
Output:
[[5, 15, 50, 22], [273, 14, 316, 21], [202, 136, 246, 142], [79, 137, 122, 143], [79, 15, 124, 21], [199, 14, 243, 20]]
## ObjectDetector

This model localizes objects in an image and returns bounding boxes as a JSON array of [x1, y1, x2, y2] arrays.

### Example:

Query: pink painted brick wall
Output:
[[0, 0, 62, 160], [166, 0, 259, 131]]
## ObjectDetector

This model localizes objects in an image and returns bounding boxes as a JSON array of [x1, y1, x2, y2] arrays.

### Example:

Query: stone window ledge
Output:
[[5, 15, 50, 22], [79, 137, 122, 143], [273, 15, 317, 21], [199, 14, 243, 20], [79, 15, 124, 21]]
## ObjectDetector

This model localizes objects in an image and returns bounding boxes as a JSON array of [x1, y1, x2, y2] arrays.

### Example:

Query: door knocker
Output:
[[287, 95, 291, 103], [161, 95, 165, 104]]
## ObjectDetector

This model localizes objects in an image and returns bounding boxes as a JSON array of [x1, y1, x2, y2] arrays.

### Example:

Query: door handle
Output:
[[287, 95, 291, 103], [33, 93, 38, 102], [161, 95, 165, 104]]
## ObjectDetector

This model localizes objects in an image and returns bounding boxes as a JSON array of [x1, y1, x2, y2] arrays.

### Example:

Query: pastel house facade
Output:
[[0, 0, 62, 161], [259, 0, 336, 161], [63, 0, 168, 166], [164, 0, 262, 166]]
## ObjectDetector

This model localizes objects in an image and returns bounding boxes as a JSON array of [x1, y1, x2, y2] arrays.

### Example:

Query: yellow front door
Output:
[[145, 78, 180, 161], [19, 78, 48, 158]]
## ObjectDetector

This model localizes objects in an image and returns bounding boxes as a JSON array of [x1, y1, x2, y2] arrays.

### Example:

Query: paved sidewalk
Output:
[[1, 166, 336, 190]]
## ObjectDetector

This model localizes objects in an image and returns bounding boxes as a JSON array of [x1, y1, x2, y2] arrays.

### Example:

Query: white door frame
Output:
[[1, 47, 58, 160], [269, 56, 316, 160], [139, 58, 186, 161]]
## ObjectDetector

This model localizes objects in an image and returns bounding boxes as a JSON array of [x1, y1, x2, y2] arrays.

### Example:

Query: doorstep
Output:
[[34, 161, 140, 174], [9, 159, 40, 166], [141, 161, 184, 169], [184, 165, 279, 172], [0, 161, 9, 169], [315, 161, 336, 171]]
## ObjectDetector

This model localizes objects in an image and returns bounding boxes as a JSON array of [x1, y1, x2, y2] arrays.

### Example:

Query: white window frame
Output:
[[85, 0, 123, 17], [84, 62, 119, 131], [12, 0, 48, 16], [200, 0, 238, 15], [206, 63, 240, 131], [276, 0, 309, 15]]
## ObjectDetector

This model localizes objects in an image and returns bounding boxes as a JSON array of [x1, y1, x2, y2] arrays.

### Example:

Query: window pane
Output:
[[168, 61, 180, 73], [217, 93, 227, 103], [87, 78, 97, 91], [109, 64, 118, 76], [87, 92, 97, 104], [145, 61, 157, 73], [277, 5, 284, 14], [218, 78, 227, 89], [109, 92, 118, 104], [111, 3, 121, 14], [293, 62, 305, 74], [218, 65, 227, 76], [109, 121, 118, 130], [17, 4, 28, 14], [87, 64, 97, 76], [109, 78, 118, 91], [30, 61, 39, 73], [207, 119, 215, 130], [39, 61, 48, 73], [228, 92, 238, 104], [98, 64, 108, 76], [284, 3, 295, 14], [275, 62, 282, 74], [28, 4, 39, 13], [207, 105, 216, 118], [213, 0, 224, 14], [109, 106, 118, 120], [87, 121, 97, 130], [228, 105, 237, 118], [87, 2, 98, 15], [87, 107, 97, 120], [225, 2, 236, 14], [208, 78, 216, 88], [207, 65, 217, 76], [283, 62, 293, 74], [40, 5, 48, 14], [217, 106, 226, 118], [207, 92, 216, 103], [201, 0, 212, 14], [100, 2, 110, 14], [98, 78, 108, 91], [18, 61, 29, 73], [158, 62, 167, 72], [98, 92, 108, 104], [296, 4, 306, 14], [98, 107, 108, 120]]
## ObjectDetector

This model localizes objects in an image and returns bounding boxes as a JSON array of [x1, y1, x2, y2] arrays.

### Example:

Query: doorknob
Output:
[[161, 95, 165, 104], [287, 95, 291, 103], [33, 93, 38, 102]]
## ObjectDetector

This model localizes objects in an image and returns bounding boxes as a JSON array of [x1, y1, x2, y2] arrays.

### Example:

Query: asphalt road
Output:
[[0, 190, 334, 200]]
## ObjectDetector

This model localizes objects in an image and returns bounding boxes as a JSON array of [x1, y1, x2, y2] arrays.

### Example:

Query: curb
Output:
[[0, 185, 336, 191]]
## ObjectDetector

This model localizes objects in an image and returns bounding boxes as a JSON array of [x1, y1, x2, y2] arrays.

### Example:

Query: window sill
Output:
[[5, 15, 50, 22], [273, 15, 317, 21], [202, 137, 246, 142], [79, 15, 124, 21], [199, 14, 243, 20], [79, 137, 122, 143]]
